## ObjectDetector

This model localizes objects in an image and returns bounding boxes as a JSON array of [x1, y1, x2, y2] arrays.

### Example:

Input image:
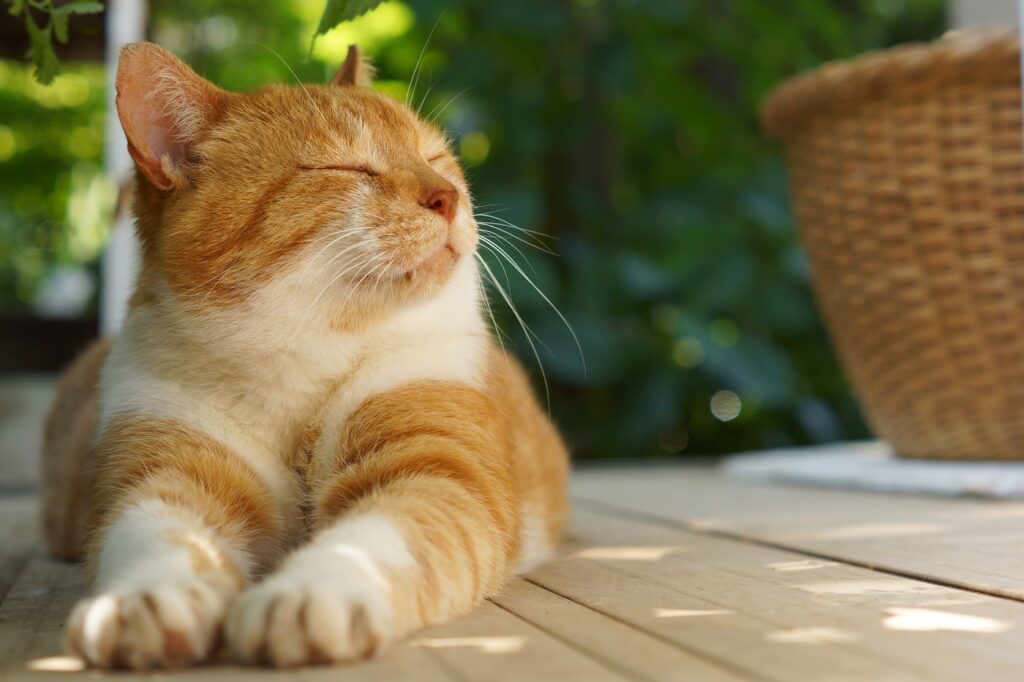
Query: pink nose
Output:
[[422, 188, 458, 224]]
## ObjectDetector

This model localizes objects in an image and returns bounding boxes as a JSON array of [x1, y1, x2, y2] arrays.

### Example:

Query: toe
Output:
[[266, 594, 305, 667], [65, 581, 231, 670], [66, 595, 122, 668]]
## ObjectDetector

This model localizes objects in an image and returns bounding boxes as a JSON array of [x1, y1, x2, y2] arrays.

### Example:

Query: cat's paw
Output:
[[225, 562, 395, 667], [65, 577, 232, 669]]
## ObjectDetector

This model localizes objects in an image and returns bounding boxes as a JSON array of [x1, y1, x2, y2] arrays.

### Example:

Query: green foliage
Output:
[[7, 0, 104, 84], [0, 0, 946, 458], [369, 0, 946, 459], [315, 0, 386, 40], [0, 60, 109, 313]]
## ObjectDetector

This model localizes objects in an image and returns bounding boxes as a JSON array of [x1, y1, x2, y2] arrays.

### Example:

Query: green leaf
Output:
[[34, 39, 59, 83], [58, 0, 104, 13], [8, 0, 26, 16], [24, 10, 59, 84], [314, 0, 385, 37], [51, 7, 68, 42], [52, 0, 103, 42]]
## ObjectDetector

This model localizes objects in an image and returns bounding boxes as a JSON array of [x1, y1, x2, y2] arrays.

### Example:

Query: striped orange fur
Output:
[[43, 42, 569, 670]]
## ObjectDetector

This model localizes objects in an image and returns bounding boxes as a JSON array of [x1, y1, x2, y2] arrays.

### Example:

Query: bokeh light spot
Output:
[[0, 125, 17, 162], [710, 318, 740, 347], [460, 131, 490, 166], [710, 390, 741, 422], [672, 337, 704, 368]]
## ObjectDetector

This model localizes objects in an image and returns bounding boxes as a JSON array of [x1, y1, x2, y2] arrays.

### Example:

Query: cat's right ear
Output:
[[115, 43, 227, 191], [331, 44, 375, 87]]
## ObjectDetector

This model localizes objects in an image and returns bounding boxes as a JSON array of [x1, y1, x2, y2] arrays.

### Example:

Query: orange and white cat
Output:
[[41, 42, 568, 669]]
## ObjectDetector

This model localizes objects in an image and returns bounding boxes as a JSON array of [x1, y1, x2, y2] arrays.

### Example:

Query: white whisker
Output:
[[477, 239, 513, 288], [296, 232, 367, 284], [476, 270, 511, 363], [417, 74, 435, 115], [254, 41, 333, 132], [476, 254, 550, 408], [479, 223, 555, 257], [407, 16, 442, 107], [477, 236, 586, 378], [284, 251, 385, 347], [427, 87, 470, 123], [478, 232, 539, 279], [337, 258, 390, 317], [474, 212, 554, 240]]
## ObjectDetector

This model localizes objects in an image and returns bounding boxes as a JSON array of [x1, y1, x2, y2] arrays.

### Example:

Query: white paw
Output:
[[226, 562, 395, 667], [65, 578, 232, 669]]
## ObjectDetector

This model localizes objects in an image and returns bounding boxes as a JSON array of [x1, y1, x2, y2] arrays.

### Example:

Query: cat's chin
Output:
[[377, 242, 461, 302], [404, 241, 459, 282]]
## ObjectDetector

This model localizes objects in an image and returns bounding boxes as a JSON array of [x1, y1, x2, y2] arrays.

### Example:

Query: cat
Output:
[[41, 42, 569, 670]]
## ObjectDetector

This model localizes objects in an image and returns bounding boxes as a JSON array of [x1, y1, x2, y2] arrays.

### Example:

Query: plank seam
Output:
[[555, 516, 967, 678], [513, 578, 772, 682], [0, 552, 33, 606], [484, 596, 639, 682], [418, 644, 473, 682], [573, 495, 1024, 605]]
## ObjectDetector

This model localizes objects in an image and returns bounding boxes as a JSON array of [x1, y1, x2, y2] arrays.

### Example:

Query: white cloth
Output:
[[723, 441, 1024, 499]]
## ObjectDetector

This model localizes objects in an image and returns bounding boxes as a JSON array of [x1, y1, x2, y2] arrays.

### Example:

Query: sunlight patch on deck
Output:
[[27, 656, 86, 672], [765, 627, 859, 644], [654, 608, 732, 618], [412, 636, 525, 654], [797, 579, 941, 596], [883, 608, 1010, 633], [800, 522, 949, 540], [575, 546, 684, 561], [767, 559, 839, 572]]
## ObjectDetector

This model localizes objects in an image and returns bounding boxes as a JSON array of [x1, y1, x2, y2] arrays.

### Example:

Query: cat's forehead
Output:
[[240, 84, 444, 152]]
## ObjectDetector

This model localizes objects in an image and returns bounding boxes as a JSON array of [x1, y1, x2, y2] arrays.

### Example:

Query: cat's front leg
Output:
[[226, 381, 520, 667], [66, 418, 287, 669]]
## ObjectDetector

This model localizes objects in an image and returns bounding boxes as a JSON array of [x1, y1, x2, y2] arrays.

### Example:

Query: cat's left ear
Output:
[[116, 42, 228, 191], [331, 44, 375, 87]]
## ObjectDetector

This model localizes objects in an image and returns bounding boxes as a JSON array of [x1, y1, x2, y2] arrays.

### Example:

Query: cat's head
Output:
[[116, 43, 477, 329]]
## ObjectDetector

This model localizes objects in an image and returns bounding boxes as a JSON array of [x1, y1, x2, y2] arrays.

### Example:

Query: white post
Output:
[[101, 0, 146, 335], [951, 0, 1015, 27]]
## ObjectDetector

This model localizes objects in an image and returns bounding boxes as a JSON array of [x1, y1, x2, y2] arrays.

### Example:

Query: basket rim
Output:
[[761, 27, 1020, 140]]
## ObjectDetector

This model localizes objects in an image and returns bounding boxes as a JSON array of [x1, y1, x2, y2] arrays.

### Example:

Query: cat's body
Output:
[[41, 43, 568, 669]]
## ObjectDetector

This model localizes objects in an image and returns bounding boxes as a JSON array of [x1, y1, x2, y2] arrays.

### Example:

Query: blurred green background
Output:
[[0, 0, 945, 459]]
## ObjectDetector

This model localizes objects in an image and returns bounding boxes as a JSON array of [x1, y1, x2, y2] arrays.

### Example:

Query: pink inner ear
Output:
[[120, 72, 185, 171], [141, 109, 186, 167], [116, 45, 212, 189]]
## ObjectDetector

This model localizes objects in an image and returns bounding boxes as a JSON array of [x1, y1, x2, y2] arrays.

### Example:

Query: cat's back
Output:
[[41, 337, 112, 560]]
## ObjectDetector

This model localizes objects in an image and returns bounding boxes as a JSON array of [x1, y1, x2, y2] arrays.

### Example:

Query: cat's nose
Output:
[[421, 187, 458, 224]]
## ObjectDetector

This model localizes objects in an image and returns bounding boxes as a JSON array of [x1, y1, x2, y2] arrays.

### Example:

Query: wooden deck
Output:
[[3, 455, 1024, 680]]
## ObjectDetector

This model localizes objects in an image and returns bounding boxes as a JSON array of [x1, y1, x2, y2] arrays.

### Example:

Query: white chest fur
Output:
[[97, 259, 489, 498]]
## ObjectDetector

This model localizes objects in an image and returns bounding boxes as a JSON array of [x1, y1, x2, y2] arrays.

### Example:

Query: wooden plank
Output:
[[0, 556, 87, 675], [409, 600, 628, 682], [0, 555, 456, 681], [572, 465, 1024, 600], [524, 506, 1024, 682], [0, 556, 620, 681], [491, 577, 746, 682], [10, 650, 455, 682], [153, 646, 457, 682], [0, 496, 40, 604]]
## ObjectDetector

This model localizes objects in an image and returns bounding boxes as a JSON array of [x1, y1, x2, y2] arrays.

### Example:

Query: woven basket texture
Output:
[[763, 29, 1024, 459]]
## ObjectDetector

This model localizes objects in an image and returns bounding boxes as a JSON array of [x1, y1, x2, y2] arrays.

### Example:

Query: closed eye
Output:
[[299, 164, 378, 177], [426, 154, 448, 164]]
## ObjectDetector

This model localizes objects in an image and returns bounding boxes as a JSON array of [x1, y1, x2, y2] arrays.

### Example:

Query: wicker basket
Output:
[[763, 29, 1024, 459]]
